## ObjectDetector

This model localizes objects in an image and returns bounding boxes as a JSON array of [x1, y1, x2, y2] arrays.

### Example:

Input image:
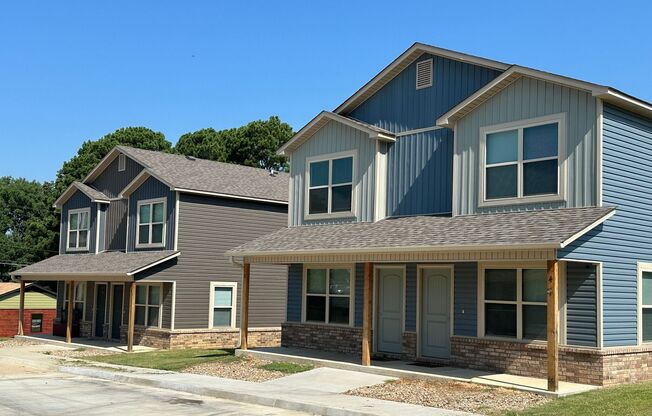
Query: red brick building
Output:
[[0, 283, 56, 337]]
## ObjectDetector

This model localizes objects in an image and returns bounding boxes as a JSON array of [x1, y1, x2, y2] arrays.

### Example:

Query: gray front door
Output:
[[420, 268, 451, 358], [376, 268, 403, 354]]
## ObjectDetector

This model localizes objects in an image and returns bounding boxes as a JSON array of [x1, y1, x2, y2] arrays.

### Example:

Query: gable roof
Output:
[[277, 111, 396, 156], [115, 146, 289, 204], [0, 282, 55, 297], [436, 65, 652, 127], [53, 181, 111, 209], [334, 42, 511, 115]]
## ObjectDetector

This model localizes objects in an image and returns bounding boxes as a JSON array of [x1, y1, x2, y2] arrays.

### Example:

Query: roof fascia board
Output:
[[53, 182, 110, 209], [173, 188, 288, 205], [118, 169, 173, 198], [128, 252, 181, 275], [597, 89, 652, 119], [12, 273, 133, 282], [559, 209, 616, 248]]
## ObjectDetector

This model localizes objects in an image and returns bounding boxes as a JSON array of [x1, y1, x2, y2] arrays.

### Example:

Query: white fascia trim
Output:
[[53, 182, 110, 209], [82, 147, 122, 183], [596, 99, 604, 207], [559, 209, 616, 248], [119, 169, 173, 198], [174, 192, 180, 251], [127, 252, 181, 276], [597, 89, 652, 117], [95, 204, 101, 254], [173, 188, 288, 206]]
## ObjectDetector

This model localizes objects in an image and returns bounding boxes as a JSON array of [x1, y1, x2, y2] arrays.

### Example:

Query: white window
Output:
[[209, 282, 237, 328], [639, 264, 652, 343], [480, 267, 547, 340], [118, 154, 126, 172], [479, 114, 566, 207], [64, 282, 86, 317], [305, 151, 356, 220], [303, 266, 354, 326], [67, 208, 91, 251], [136, 198, 166, 248], [135, 284, 162, 327]]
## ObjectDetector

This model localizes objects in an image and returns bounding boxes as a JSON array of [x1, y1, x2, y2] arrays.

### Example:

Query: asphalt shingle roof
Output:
[[11, 251, 179, 276], [227, 207, 615, 256], [118, 146, 289, 203], [74, 181, 110, 201]]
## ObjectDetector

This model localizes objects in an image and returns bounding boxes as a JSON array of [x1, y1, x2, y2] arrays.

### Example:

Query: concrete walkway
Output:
[[16, 334, 155, 353], [237, 347, 599, 398]]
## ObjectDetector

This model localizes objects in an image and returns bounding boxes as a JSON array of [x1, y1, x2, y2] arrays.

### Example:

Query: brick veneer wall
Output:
[[282, 322, 363, 355], [0, 309, 56, 337], [120, 326, 281, 350]]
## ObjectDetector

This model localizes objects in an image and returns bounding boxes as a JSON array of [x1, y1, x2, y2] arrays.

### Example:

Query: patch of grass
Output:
[[258, 362, 313, 374], [504, 381, 652, 416], [0, 337, 10, 342], [73, 347, 87, 352], [87, 348, 237, 372]]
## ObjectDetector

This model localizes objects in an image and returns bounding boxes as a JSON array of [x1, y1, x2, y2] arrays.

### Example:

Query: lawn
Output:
[[258, 361, 313, 374], [505, 381, 652, 416], [88, 348, 238, 371], [0, 337, 10, 342]]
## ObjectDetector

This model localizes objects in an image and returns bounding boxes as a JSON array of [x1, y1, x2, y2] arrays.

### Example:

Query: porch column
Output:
[[127, 282, 136, 352], [17, 281, 25, 336], [240, 262, 250, 350], [66, 280, 75, 343], [362, 262, 373, 366], [547, 260, 559, 392]]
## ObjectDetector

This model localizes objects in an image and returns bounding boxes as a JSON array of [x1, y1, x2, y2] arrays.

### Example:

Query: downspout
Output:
[[229, 256, 244, 349]]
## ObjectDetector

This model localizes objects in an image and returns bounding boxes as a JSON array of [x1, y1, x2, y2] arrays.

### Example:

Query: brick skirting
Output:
[[0, 309, 55, 337], [119, 326, 281, 350], [282, 322, 363, 355]]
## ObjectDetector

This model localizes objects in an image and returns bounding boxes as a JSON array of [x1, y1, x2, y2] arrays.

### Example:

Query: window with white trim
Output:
[[642, 271, 652, 342], [67, 208, 90, 250], [210, 282, 237, 328], [135, 284, 162, 327], [480, 114, 565, 206], [306, 152, 355, 218], [136, 199, 166, 247], [64, 282, 86, 317], [304, 267, 353, 325], [481, 268, 547, 340]]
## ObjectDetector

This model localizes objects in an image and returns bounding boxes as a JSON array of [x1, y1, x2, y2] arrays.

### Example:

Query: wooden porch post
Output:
[[362, 262, 373, 366], [240, 262, 250, 350], [66, 280, 75, 343], [17, 280, 25, 336], [547, 260, 559, 392], [127, 282, 136, 352]]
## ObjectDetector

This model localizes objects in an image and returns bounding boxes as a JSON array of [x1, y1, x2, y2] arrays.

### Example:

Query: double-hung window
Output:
[[64, 282, 86, 318], [306, 151, 355, 218], [304, 267, 353, 325], [68, 208, 90, 250], [640, 266, 652, 343], [481, 267, 547, 340], [137, 198, 166, 247], [480, 114, 565, 207], [210, 282, 237, 328], [135, 284, 161, 327]]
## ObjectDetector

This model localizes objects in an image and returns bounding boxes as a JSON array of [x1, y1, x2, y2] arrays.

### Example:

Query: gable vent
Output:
[[118, 154, 126, 172], [416, 59, 433, 90]]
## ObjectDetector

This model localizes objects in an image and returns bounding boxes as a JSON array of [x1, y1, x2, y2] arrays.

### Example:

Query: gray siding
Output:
[[454, 77, 598, 215], [289, 120, 376, 226], [454, 262, 478, 337], [287, 264, 303, 322], [137, 194, 288, 329], [161, 283, 173, 329], [127, 176, 176, 251], [105, 199, 128, 251], [566, 262, 597, 347], [90, 153, 144, 198], [60, 191, 97, 254]]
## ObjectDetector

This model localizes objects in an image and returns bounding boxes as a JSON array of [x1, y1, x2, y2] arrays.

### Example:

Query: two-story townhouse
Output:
[[227, 42, 652, 390], [11, 145, 289, 350]]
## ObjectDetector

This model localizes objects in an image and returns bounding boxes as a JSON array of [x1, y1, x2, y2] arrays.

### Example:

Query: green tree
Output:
[[0, 178, 59, 281], [55, 127, 172, 193], [174, 128, 229, 162]]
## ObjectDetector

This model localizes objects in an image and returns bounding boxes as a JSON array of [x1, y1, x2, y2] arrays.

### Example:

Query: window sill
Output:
[[478, 194, 565, 208], [66, 247, 89, 252], [301, 320, 353, 328], [135, 244, 166, 249], [479, 335, 547, 345], [304, 211, 356, 221]]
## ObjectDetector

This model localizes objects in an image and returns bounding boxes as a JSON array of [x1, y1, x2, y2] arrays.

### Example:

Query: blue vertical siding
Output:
[[127, 176, 176, 251], [387, 129, 453, 216], [287, 264, 303, 322], [559, 104, 652, 346], [349, 54, 502, 132], [566, 262, 597, 347], [90, 153, 144, 198], [453, 262, 478, 337], [60, 191, 97, 254]]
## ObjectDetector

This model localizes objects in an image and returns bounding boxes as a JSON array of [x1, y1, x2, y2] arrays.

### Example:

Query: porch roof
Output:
[[10, 250, 179, 281], [226, 207, 615, 263]]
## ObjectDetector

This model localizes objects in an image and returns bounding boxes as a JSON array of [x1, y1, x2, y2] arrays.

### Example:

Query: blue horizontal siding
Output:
[[287, 264, 302, 322], [559, 104, 652, 346], [566, 262, 597, 347], [454, 262, 477, 336]]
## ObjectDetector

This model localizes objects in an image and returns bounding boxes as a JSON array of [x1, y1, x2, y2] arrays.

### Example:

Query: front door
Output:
[[376, 267, 404, 354], [95, 284, 107, 338], [110, 285, 123, 340], [420, 267, 451, 359]]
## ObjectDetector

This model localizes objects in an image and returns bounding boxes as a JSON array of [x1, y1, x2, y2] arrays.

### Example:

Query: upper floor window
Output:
[[136, 198, 166, 248], [305, 151, 356, 220], [67, 208, 90, 251], [479, 114, 566, 208]]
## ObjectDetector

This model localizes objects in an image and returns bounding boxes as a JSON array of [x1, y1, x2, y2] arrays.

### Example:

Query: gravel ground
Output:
[[48, 348, 119, 359], [0, 338, 44, 349], [347, 378, 551, 415], [182, 356, 287, 382]]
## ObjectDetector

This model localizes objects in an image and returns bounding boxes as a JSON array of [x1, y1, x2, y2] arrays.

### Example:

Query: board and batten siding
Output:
[[560, 104, 652, 347], [454, 77, 598, 215], [289, 120, 376, 226], [127, 176, 176, 252], [137, 194, 288, 329], [60, 191, 98, 254], [90, 153, 144, 198], [348, 53, 502, 132], [565, 262, 597, 347], [105, 199, 128, 251], [453, 262, 478, 337]]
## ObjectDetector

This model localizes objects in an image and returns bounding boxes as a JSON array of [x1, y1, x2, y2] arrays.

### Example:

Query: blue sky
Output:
[[1, 1, 650, 182]]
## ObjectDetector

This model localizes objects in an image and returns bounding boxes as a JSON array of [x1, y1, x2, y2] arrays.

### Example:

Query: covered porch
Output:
[[228, 207, 615, 393]]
